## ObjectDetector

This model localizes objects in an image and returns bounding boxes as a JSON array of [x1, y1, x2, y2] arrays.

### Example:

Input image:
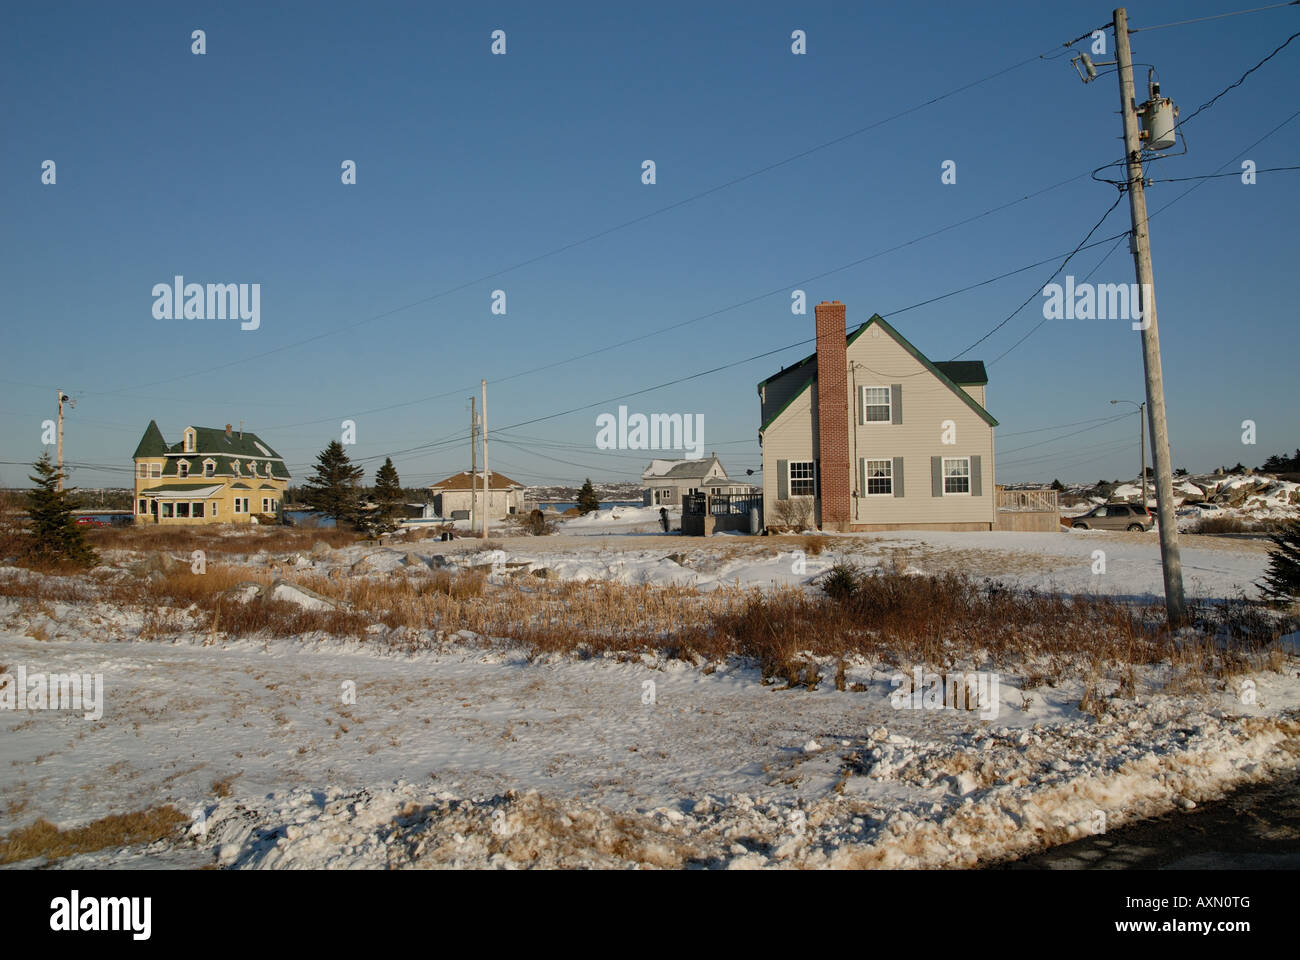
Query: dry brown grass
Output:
[[81, 523, 360, 558], [0, 805, 189, 865], [1, 544, 1290, 689]]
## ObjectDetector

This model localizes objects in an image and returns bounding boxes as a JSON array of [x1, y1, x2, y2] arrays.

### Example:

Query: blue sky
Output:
[[2, 0, 1297, 490]]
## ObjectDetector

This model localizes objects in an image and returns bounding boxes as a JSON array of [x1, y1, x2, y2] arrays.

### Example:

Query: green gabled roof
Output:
[[760, 376, 815, 433], [132, 420, 169, 458], [229, 482, 252, 489], [933, 361, 988, 386], [757, 313, 998, 430]]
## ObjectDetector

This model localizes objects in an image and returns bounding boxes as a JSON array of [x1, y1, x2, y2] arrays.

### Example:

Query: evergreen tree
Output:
[[576, 478, 600, 515], [373, 457, 403, 527], [25, 453, 97, 566], [1258, 518, 1300, 604], [1050, 478, 1064, 491], [303, 441, 365, 527]]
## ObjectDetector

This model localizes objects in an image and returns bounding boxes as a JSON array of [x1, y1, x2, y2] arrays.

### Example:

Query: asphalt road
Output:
[[990, 770, 1300, 869]]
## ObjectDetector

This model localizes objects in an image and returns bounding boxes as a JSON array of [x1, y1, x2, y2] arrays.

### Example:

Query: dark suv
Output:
[[1071, 502, 1154, 532]]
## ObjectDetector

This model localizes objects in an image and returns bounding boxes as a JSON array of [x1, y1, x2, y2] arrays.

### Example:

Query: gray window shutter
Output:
[[891, 384, 903, 424], [858, 458, 865, 496], [971, 455, 982, 496], [777, 460, 788, 500], [893, 456, 905, 497], [931, 456, 943, 497]]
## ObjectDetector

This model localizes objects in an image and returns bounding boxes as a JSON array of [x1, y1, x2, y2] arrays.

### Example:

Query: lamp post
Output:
[[1111, 399, 1147, 510]]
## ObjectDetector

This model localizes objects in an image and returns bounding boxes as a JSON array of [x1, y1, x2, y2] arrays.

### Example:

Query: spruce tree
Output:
[[303, 441, 365, 527], [1258, 518, 1300, 604], [25, 453, 97, 566], [373, 457, 403, 527], [576, 478, 600, 515]]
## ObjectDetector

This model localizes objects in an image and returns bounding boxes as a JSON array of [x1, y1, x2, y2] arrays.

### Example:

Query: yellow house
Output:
[[132, 421, 291, 524]]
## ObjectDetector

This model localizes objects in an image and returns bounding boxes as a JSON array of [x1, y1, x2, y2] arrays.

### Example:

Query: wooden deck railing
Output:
[[996, 489, 1059, 513]]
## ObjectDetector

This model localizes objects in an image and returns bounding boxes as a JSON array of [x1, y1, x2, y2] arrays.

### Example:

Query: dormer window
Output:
[[203, 459, 216, 478], [264, 461, 272, 478], [178, 461, 190, 478], [231, 460, 240, 476], [183, 429, 196, 453], [246, 461, 256, 475]]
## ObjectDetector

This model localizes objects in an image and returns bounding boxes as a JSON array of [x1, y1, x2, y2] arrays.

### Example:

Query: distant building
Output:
[[132, 421, 290, 524], [428, 470, 526, 522], [758, 302, 997, 532], [641, 454, 752, 507]]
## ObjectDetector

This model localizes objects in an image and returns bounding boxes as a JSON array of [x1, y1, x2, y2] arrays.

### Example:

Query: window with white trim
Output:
[[203, 460, 216, 478], [211, 502, 218, 517], [943, 457, 971, 495], [789, 460, 816, 497], [864, 458, 893, 495], [178, 461, 190, 478], [175, 502, 190, 518], [262, 497, 275, 513], [862, 386, 891, 423], [149, 463, 161, 478], [184, 430, 195, 452], [137, 463, 148, 479], [192, 502, 205, 518], [233, 498, 249, 514], [137, 498, 147, 514]]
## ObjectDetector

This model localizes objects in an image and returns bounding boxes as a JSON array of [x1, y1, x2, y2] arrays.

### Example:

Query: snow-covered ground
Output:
[[2, 523, 1297, 869], [1056, 472, 1300, 532]]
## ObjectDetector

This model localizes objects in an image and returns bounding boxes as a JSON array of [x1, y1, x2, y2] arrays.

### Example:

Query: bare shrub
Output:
[[771, 498, 812, 532]]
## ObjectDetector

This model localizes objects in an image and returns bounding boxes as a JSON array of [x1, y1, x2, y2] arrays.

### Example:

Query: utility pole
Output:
[[1113, 6, 1186, 626], [480, 379, 490, 540], [1110, 398, 1148, 509], [469, 396, 477, 535], [56, 390, 73, 492], [1139, 401, 1147, 509]]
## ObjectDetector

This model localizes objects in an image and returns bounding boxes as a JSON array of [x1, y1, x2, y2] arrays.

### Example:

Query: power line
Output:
[[250, 169, 1096, 433], [988, 232, 1129, 365], [1090, 27, 1300, 185], [950, 191, 1127, 360], [1131, 1, 1300, 32], [996, 411, 1136, 457], [1175, 30, 1300, 129], [983, 106, 1300, 364], [89, 47, 1062, 401], [996, 413, 1133, 439], [1148, 163, 1300, 182]]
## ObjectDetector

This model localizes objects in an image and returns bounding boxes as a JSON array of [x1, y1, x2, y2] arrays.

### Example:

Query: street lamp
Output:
[[1111, 399, 1147, 510]]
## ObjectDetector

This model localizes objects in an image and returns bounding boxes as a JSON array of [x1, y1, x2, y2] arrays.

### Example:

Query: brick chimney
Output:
[[815, 301, 851, 528]]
